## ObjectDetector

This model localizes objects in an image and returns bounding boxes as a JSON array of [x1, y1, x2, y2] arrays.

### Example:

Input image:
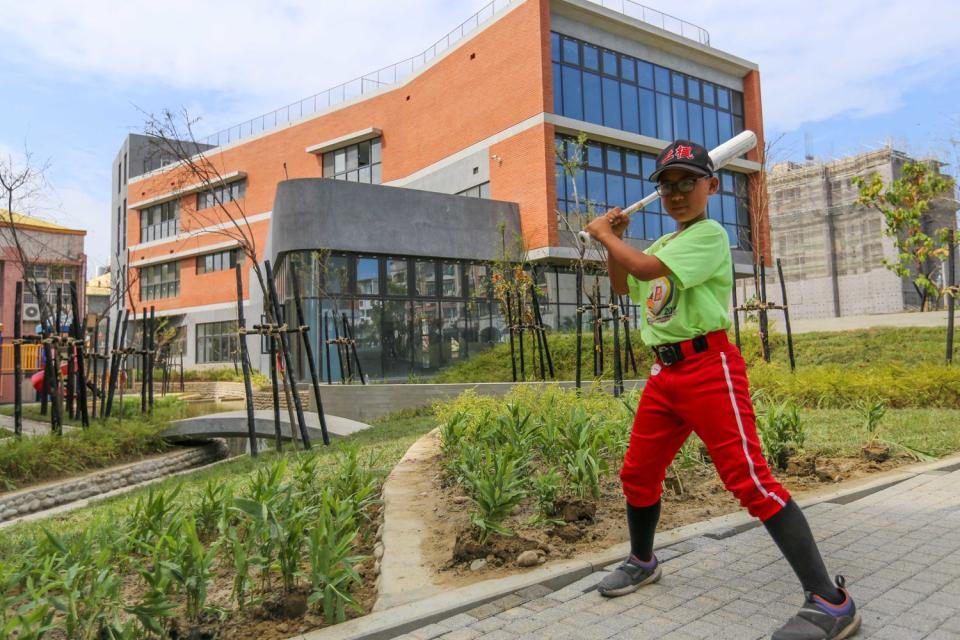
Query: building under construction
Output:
[[763, 148, 958, 321]]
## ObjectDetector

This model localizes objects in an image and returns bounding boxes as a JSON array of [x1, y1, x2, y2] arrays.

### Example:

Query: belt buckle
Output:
[[655, 344, 680, 366]]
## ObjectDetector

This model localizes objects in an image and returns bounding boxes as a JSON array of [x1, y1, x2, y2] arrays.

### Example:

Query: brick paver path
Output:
[[401, 469, 960, 639]]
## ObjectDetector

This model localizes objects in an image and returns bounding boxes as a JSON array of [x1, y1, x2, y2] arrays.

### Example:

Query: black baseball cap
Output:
[[648, 140, 714, 182]]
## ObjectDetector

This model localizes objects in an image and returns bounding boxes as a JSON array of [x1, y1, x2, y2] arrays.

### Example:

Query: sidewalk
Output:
[[0, 413, 73, 437], [399, 468, 960, 640]]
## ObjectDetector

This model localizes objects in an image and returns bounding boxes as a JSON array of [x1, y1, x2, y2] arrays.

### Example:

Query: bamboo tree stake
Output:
[[269, 334, 282, 452], [947, 230, 956, 365], [51, 287, 63, 435], [575, 264, 584, 390], [516, 290, 526, 382], [731, 264, 742, 351], [264, 259, 311, 449], [776, 258, 796, 372], [758, 261, 771, 363], [332, 309, 347, 384], [530, 283, 554, 379], [140, 307, 148, 414], [343, 313, 366, 385], [234, 263, 258, 457], [505, 290, 517, 383], [99, 315, 111, 420], [290, 267, 330, 445], [148, 306, 156, 411], [323, 311, 333, 384], [619, 296, 638, 376], [90, 321, 99, 419], [340, 313, 354, 383], [70, 283, 89, 427], [610, 286, 623, 397], [13, 282, 22, 437]]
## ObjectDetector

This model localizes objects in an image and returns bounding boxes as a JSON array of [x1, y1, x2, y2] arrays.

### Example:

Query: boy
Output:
[[583, 140, 860, 640]]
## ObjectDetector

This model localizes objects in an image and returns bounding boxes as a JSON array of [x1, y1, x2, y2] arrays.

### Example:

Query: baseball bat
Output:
[[577, 129, 758, 246]]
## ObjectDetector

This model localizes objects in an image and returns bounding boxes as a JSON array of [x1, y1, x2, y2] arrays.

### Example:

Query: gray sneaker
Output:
[[772, 576, 860, 640], [597, 555, 661, 597]]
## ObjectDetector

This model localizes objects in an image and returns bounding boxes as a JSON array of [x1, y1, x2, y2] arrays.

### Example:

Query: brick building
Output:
[[0, 211, 86, 402], [111, 0, 768, 379]]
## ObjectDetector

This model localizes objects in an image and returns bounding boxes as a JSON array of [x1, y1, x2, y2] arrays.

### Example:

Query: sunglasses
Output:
[[656, 176, 707, 196]]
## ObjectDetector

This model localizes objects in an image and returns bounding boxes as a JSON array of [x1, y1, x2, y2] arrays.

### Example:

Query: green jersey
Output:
[[626, 218, 732, 347]]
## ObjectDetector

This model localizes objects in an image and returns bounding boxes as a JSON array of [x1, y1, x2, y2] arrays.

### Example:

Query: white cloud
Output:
[[664, 0, 960, 132], [0, 0, 479, 100]]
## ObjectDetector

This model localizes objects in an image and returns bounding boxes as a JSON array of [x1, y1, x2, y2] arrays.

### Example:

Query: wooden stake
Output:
[[234, 263, 258, 457]]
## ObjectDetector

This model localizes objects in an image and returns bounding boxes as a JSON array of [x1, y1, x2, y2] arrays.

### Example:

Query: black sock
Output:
[[763, 499, 843, 604], [626, 499, 661, 563]]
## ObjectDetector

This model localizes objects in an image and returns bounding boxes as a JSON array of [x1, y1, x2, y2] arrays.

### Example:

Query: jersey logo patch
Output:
[[646, 276, 678, 324]]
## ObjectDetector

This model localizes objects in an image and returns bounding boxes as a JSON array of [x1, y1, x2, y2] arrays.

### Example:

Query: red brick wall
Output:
[[127, 0, 554, 312]]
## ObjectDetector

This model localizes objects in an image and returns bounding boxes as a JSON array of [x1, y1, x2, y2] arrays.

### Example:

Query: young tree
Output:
[[853, 161, 956, 311]]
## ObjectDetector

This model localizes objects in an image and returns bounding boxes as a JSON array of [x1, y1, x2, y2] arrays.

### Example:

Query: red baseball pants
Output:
[[620, 331, 790, 522]]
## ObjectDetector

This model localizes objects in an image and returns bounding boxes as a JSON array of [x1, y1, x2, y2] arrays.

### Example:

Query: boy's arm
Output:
[[585, 212, 671, 287]]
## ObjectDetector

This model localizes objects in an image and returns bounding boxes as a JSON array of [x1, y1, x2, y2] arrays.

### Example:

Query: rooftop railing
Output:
[[200, 0, 520, 148], [199, 0, 710, 149], [590, 0, 710, 46]]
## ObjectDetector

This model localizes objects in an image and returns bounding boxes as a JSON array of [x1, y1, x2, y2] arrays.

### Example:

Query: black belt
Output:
[[652, 334, 710, 366]]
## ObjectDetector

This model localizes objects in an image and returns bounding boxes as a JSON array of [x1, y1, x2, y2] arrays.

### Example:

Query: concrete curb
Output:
[[296, 450, 960, 640]]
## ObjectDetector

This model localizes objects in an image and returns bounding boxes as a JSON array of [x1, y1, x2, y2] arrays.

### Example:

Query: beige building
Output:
[[762, 148, 958, 321]]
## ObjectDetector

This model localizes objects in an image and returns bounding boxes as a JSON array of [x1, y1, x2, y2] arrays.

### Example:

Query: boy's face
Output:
[[657, 168, 719, 226]]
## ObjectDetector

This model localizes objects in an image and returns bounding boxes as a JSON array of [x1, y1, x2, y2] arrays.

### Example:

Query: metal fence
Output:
[[200, 0, 520, 148], [199, 0, 711, 150]]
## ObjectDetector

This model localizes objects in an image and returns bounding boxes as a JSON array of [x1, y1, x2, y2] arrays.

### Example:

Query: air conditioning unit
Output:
[[22, 303, 41, 323]]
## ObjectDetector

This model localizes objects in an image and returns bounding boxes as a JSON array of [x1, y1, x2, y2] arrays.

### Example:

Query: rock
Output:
[[452, 531, 489, 563], [470, 559, 487, 571], [374, 544, 384, 560], [452, 496, 470, 505], [552, 523, 584, 542], [861, 444, 890, 463], [375, 524, 384, 541], [557, 498, 596, 523], [516, 550, 542, 567]]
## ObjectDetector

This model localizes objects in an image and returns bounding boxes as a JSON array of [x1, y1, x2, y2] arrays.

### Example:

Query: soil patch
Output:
[[407, 445, 911, 588]]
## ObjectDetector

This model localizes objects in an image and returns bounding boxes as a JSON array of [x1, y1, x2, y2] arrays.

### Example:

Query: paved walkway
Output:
[[0, 413, 73, 437], [400, 468, 960, 640]]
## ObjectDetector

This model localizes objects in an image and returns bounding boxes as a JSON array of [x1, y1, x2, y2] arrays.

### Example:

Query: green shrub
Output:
[[755, 399, 805, 470]]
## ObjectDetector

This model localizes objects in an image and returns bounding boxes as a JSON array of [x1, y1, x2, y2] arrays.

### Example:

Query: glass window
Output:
[[139, 261, 180, 300], [717, 87, 730, 110], [654, 66, 670, 93], [586, 144, 603, 167], [672, 98, 689, 139], [324, 138, 382, 184], [583, 44, 599, 70], [586, 169, 606, 205], [704, 106, 719, 149], [139, 200, 179, 243], [703, 82, 715, 105], [415, 261, 436, 297], [688, 103, 704, 145], [356, 257, 380, 295], [551, 32, 561, 61], [441, 263, 462, 297], [467, 264, 489, 299], [323, 255, 350, 294], [639, 88, 656, 137], [196, 321, 238, 364], [656, 93, 672, 140], [672, 73, 686, 96], [718, 111, 733, 143], [552, 62, 563, 114], [583, 72, 602, 124], [562, 36, 579, 64], [602, 50, 618, 76], [606, 147, 622, 172], [625, 151, 640, 176], [637, 61, 654, 89], [196, 249, 241, 274], [602, 77, 621, 129], [606, 174, 625, 208], [561, 66, 583, 120], [687, 78, 701, 101], [386, 258, 409, 296], [732, 91, 743, 116], [621, 57, 635, 82]]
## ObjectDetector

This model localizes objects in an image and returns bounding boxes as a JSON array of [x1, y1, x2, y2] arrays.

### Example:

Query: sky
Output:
[[1, 0, 959, 278]]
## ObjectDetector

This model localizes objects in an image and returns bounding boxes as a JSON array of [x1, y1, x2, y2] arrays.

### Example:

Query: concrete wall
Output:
[[270, 179, 522, 263], [312, 379, 645, 422], [403, 149, 491, 196]]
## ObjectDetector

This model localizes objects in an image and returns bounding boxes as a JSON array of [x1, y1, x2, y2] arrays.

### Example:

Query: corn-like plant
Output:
[[224, 526, 265, 610], [128, 549, 178, 638], [755, 399, 804, 470], [305, 492, 365, 624], [194, 480, 231, 540], [2, 596, 55, 640], [531, 468, 564, 519], [462, 450, 527, 543], [127, 485, 183, 548], [564, 448, 604, 500], [162, 517, 218, 621]]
